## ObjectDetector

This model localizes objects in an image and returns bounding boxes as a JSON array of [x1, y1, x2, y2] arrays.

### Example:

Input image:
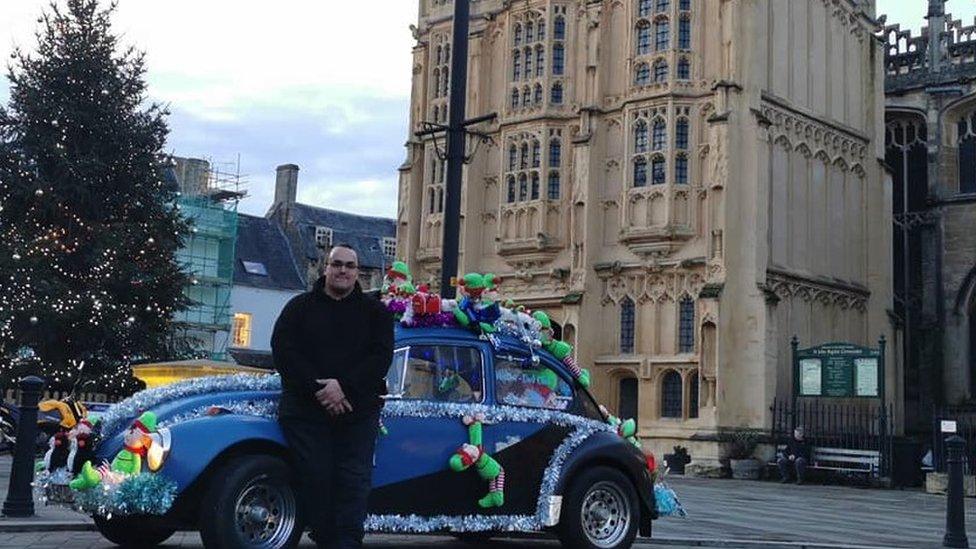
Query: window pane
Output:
[[507, 177, 516, 202], [675, 155, 688, 184], [519, 175, 528, 201], [653, 120, 667, 150], [635, 121, 649, 152], [509, 146, 517, 170], [537, 20, 546, 40], [676, 118, 689, 149], [634, 158, 648, 187], [680, 0, 691, 10], [689, 373, 699, 418], [550, 139, 562, 165], [496, 357, 573, 410], [635, 63, 650, 85], [677, 58, 690, 79], [619, 377, 639, 421], [401, 345, 485, 403], [654, 60, 668, 82], [661, 371, 682, 418], [548, 171, 560, 199], [513, 50, 521, 80], [511, 88, 519, 109], [620, 298, 635, 353], [637, 25, 651, 55], [536, 47, 545, 76], [656, 0, 669, 12], [521, 144, 529, 169], [655, 20, 670, 50], [679, 17, 691, 49], [652, 157, 666, 184], [639, 0, 652, 18], [531, 172, 540, 200], [553, 44, 565, 75], [679, 297, 695, 351], [514, 24, 522, 46], [534, 84, 543, 104], [532, 141, 541, 167], [554, 16, 566, 39], [386, 348, 409, 396]]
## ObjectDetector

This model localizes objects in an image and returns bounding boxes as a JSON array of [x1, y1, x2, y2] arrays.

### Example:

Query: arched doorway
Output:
[[618, 376, 638, 423]]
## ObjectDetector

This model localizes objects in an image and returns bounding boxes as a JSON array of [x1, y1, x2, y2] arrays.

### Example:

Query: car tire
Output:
[[557, 465, 639, 549], [93, 515, 175, 547], [199, 454, 304, 549]]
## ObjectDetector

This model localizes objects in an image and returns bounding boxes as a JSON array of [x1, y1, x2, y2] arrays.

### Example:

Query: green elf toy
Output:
[[70, 411, 158, 490], [532, 311, 591, 388], [599, 405, 641, 449], [448, 414, 505, 508], [452, 273, 501, 334]]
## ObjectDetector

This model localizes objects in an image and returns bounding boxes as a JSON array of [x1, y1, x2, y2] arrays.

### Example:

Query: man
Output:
[[778, 426, 811, 484], [272, 244, 394, 549]]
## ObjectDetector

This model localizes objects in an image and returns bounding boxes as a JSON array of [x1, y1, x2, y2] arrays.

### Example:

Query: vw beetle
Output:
[[77, 326, 656, 549]]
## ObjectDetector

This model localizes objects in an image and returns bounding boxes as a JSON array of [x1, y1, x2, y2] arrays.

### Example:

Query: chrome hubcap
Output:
[[580, 481, 630, 548], [234, 476, 296, 548]]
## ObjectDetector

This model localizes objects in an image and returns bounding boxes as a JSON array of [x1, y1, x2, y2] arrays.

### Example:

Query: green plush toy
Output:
[[601, 405, 642, 449], [448, 414, 505, 508], [452, 273, 501, 334], [532, 311, 591, 387], [70, 411, 158, 490]]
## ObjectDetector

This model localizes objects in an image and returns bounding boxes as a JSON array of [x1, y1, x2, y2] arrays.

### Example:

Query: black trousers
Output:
[[279, 409, 380, 549]]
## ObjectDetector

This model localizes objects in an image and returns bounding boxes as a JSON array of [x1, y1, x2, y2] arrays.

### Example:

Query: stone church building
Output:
[[883, 0, 976, 433], [396, 0, 897, 461]]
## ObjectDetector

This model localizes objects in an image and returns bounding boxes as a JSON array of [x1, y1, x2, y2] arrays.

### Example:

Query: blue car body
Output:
[[90, 326, 656, 535]]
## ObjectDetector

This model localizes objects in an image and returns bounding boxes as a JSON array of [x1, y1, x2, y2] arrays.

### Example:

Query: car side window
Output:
[[495, 355, 573, 411], [386, 345, 484, 403]]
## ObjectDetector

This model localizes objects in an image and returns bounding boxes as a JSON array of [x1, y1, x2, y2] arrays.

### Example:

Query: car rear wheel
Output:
[[93, 515, 174, 547], [558, 466, 639, 549], [199, 454, 304, 549]]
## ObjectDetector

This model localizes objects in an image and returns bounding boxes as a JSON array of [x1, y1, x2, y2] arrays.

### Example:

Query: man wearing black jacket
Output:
[[777, 426, 811, 484], [272, 244, 393, 549]]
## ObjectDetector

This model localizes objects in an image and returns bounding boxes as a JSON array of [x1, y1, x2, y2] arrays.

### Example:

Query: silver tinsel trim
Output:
[[365, 513, 539, 533], [158, 399, 279, 429], [98, 373, 280, 440], [381, 400, 611, 432]]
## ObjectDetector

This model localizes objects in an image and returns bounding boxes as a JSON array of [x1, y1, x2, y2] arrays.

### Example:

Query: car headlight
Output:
[[147, 427, 172, 472]]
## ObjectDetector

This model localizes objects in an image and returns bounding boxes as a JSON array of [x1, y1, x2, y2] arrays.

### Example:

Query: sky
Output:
[[0, 1, 973, 219]]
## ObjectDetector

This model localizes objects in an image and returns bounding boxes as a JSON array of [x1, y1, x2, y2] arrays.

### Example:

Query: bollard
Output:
[[1, 376, 45, 518], [944, 435, 970, 548]]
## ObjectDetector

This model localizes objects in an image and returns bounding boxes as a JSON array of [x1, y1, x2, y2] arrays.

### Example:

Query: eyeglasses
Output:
[[328, 261, 359, 270]]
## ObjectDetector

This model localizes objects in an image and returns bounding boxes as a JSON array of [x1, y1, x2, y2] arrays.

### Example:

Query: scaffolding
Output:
[[171, 157, 246, 361]]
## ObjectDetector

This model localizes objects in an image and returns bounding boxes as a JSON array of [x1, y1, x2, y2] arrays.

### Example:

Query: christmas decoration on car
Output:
[[448, 414, 505, 508]]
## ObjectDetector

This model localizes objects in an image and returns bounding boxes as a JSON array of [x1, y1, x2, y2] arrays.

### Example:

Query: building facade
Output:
[[398, 0, 897, 460], [882, 0, 976, 432]]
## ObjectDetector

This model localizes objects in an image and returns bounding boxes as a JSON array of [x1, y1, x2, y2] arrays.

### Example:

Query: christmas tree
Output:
[[0, 0, 190, 394]]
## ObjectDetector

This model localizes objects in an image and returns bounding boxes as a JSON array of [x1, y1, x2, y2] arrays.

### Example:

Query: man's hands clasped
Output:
[[315, 379, 353, 416]]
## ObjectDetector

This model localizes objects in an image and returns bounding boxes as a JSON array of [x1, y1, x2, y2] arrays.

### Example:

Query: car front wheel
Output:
[[199, 454, 303, 549], [558, 466, 639, 549]]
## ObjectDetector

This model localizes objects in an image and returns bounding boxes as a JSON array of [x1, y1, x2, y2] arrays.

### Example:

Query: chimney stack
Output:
[[274, 164, 299, 211]]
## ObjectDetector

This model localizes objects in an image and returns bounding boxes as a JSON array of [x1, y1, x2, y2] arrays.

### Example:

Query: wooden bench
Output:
[[775, 445, 881, 477]]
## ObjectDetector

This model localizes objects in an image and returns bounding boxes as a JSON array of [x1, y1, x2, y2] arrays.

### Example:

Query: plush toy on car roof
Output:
[[532, 311, 591, 388], [452, 273, 501, 335]]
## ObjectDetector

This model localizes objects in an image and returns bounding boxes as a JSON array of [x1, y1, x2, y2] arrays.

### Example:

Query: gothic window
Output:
[[636, 22, 652, 55], [676, 118, 689, 149], [652, 118, 667, 150], [511, 88, 519, 109], [508, 145, 517, 171], [534, 83, 543, 104], [551, 82, 564, 104], [531, 172, 540, 200], [635, 62, 650, 85], [432, 68, 440, 98], [689, 373, 699, 419], [678, 296, 695, 351], [635, 120, 649, 152], [677, 57, 690, 79], [675, 154, 688, 184], [655, 0, 669, 12], [638, 0, 652, 18], [554, 15, 566, 39], [620, 297, 635, 354], [507, 176, 516, 203], [653, 58, 668, 82], [442, 68, 449, 96], [634, 157, 648, 187], [537, 20, 546, 40], [532, 140, 541, 167], [536, 46, 545, 76], [680, 0, 690, 10], [526, 21, 534, 41], [438, 188, 444, 212], [655, 19, 670, 51], [436, 45, 442, 65], [518, 174, 528, 201], [520, 143, 529, 169], [959, 113, 976, 194], [513, 51, 522, 80], [514, 23, 522, 46], [549, 139, 562, 166], [522, 86, 531, 107], [548, 171, 561, 199], [661, 371, 682, 418], [652, 155, 666, 184], [444, 44, 450, 62], [552, 44, 565, 75], [429, 188, 436, 214], [524, 48, 533, 77], [678, 15, 691, 49]]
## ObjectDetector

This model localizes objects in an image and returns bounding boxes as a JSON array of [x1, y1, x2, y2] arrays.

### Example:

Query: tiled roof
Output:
[[233, 214, 306, 291], [287, 203, 396, 270]]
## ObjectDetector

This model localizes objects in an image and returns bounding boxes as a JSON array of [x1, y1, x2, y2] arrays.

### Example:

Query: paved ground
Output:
[[0, 454, 970, 548]]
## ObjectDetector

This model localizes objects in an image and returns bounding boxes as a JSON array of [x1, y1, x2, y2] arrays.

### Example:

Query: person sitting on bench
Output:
[[778, 426, 811, 484]]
